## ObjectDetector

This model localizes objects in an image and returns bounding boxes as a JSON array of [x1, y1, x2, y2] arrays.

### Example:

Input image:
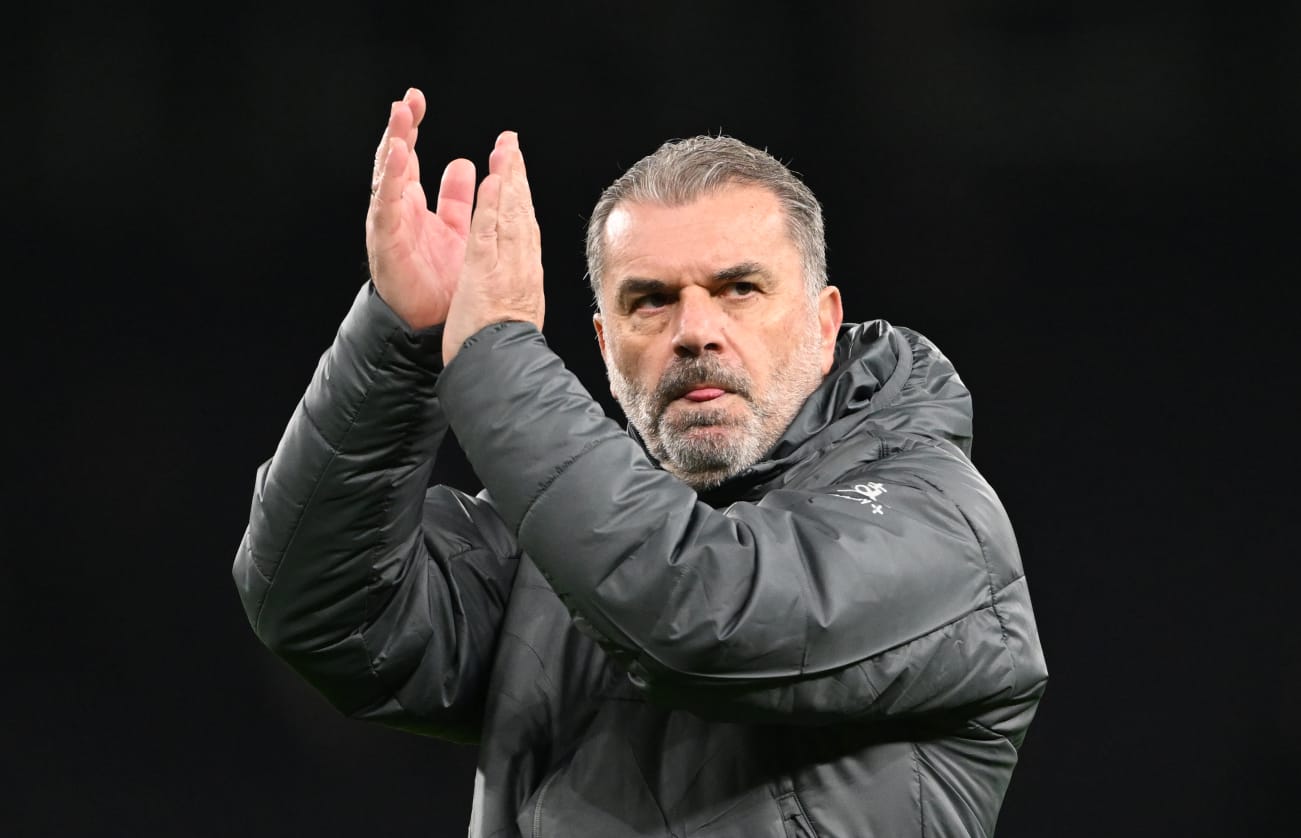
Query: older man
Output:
[[234, 87, 1047, 837]]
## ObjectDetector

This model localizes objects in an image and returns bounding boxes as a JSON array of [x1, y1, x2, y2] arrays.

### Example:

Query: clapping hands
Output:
[[365, 87, 544, 362]]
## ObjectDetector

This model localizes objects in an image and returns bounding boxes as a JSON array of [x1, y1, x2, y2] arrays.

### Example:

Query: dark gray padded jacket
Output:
[[233, 282, 1047, 837]]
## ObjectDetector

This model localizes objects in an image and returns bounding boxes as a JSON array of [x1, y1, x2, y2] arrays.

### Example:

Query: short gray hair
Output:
[[584, 135, 827, 306]]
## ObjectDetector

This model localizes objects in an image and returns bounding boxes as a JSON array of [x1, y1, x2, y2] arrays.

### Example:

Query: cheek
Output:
[[756, 318, 819, 378], [749, 326, 798, 375], [611, 325, 667, 365], [607, 341, 658, 389]]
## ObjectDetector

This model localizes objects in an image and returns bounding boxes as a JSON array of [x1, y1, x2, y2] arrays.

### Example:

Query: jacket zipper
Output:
[[776, 783, 820, 838], [531, 771, 562, 838]]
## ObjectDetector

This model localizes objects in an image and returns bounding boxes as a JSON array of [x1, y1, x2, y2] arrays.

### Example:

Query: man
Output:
[[234, 87, 1047, 837]]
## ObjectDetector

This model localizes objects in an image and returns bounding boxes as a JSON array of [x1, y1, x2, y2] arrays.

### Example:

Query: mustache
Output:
[[654, 356, 752, 407]]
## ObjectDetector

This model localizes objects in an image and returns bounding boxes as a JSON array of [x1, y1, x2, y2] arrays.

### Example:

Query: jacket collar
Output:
[[626, 320, 974, 500]]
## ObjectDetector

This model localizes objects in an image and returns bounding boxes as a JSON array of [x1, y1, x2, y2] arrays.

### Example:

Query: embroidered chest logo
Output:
[[832, 481, 888, 515]]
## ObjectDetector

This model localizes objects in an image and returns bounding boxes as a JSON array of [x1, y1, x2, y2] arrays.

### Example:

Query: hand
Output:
[[365, 88, 476, 330], [442, 131, 545, 363]]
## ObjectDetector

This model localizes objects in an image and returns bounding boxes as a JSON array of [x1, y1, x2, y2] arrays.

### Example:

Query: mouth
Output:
[[667, 382, 733, 404], [654, 361, 751, 414], [657, 381, 744, 434], [680, 386, 728, 403]]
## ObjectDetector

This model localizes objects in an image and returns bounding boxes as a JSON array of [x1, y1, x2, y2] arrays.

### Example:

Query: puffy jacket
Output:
[[233, 282, 1047, 837]]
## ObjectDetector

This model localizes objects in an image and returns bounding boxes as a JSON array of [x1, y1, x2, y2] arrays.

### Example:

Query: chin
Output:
[[672, 462, 739, 492], [660, 435, 759, 490]]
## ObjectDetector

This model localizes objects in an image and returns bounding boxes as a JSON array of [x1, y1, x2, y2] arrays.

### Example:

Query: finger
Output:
[[497, 139, 538, 244], [374, 136, 410, 215], [403, 91, 424, 184], [436, 158, 477, 239], [372, 100, 413, 195], [370, 131, 391, 198], [512, 138, 536, 220], [407, 136, 421, 192], [496, 154, 528, 244], [512, 133, 528, 180], [490, 133, 531, 207], [394, 100, 421, 188], [404, 87, 427, 128], [488, 131, 517, 178], [464, 173, 503, 271]]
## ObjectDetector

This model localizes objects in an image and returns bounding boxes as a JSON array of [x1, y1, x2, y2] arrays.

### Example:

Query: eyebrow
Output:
[[712, 261, 765, 282], [615, 277, 670, 301], [614, 262, 768, 302]]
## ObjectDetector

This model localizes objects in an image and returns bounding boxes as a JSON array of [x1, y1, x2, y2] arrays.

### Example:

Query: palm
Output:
[[409, 209, 468, 294]]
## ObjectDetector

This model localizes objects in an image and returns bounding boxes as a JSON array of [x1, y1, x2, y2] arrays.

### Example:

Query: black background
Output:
[[9, 2, 1297, 836]]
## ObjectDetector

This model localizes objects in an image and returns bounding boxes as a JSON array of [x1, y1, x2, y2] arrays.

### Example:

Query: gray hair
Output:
[[584, 135, 827, 307]]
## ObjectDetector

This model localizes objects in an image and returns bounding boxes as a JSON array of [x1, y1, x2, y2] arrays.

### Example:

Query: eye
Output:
[[630, 292, 669, 311], [725, 281, 758, 297]]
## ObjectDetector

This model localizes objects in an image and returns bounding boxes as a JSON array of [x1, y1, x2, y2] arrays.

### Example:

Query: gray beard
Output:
[[607, 321, 826, 491]]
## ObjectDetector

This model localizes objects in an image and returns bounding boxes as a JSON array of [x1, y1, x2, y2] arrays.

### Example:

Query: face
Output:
[[593, 184, 843, 490]]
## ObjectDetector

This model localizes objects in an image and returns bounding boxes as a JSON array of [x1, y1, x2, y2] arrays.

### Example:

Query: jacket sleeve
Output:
[[231, 283, 520, 742], [437, 322, 1046, 732]]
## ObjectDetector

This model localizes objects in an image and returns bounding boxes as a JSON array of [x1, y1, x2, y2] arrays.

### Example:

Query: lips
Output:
[[682, 387, 726, 402]]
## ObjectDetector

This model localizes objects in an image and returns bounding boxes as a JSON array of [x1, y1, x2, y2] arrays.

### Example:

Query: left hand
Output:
[[442, 131, 545, 363]]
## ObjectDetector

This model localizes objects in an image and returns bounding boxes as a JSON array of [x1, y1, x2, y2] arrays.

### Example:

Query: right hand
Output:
[[365, 87, 476, 330]]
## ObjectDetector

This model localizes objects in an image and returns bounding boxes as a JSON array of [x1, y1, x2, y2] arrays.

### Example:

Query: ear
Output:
[[593, 313, 620, 401], [817, 285, 844, 375], [593, 312, 608, 360]]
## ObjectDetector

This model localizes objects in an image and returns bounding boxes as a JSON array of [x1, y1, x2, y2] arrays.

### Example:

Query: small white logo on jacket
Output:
[[832, 482, 888, 514]]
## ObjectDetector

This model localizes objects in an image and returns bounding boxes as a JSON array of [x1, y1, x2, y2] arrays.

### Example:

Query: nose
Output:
[[671, 286, 726, 358]]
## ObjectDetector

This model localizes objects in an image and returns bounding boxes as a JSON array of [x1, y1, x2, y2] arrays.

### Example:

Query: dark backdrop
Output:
[[9, 2, 1297, 836]]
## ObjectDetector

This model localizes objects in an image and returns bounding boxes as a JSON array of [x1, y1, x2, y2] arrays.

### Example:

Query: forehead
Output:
[[602, 184, 798, 283]]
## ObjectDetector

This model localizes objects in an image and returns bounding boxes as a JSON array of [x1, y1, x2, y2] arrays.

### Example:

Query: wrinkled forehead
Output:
[[600, 185, 795, 275]]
